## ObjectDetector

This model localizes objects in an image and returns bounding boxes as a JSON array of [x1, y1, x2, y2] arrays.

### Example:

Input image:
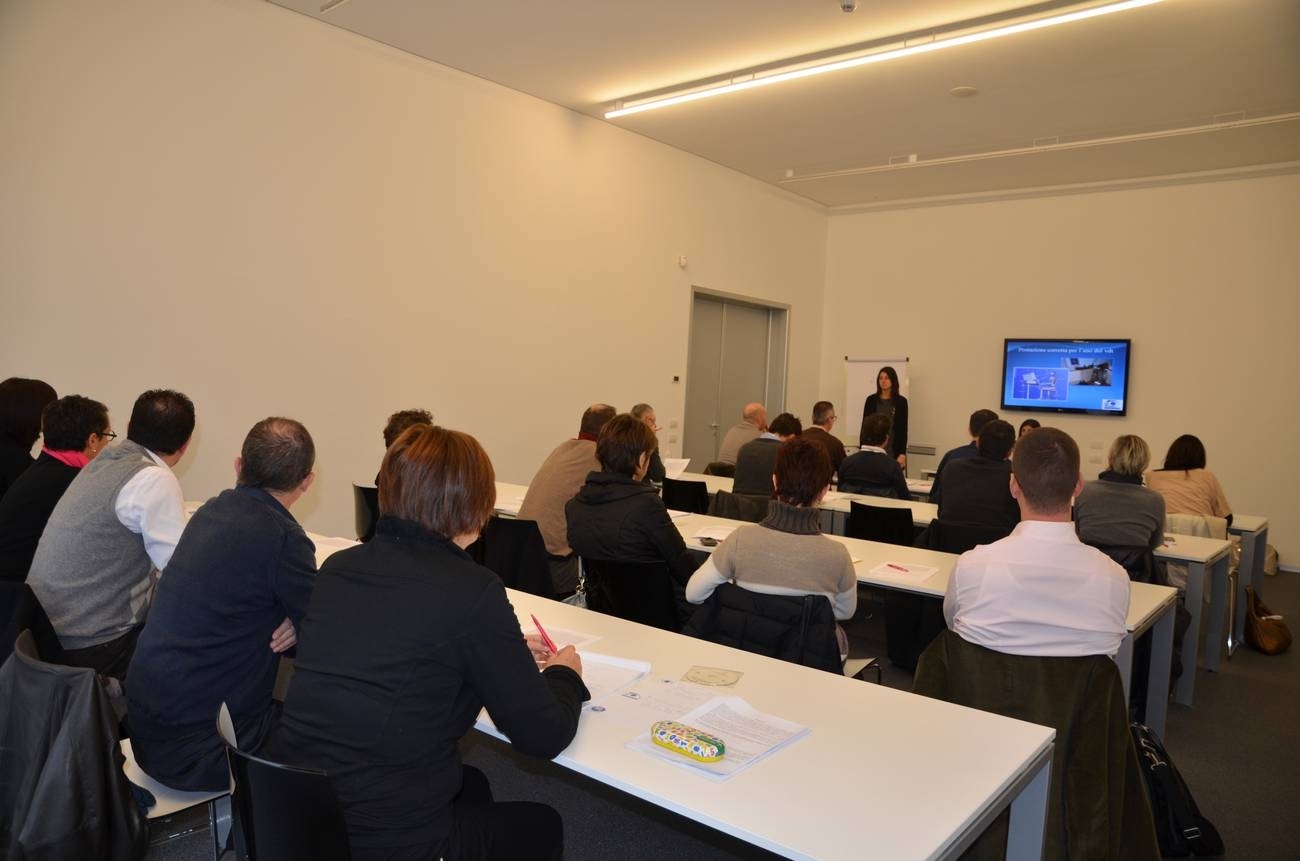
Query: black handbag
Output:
[[1130, 722, 1224, 857]]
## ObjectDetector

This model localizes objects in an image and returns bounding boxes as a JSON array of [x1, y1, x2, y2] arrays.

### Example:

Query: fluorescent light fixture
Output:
[[605, 0, 1164, 120]]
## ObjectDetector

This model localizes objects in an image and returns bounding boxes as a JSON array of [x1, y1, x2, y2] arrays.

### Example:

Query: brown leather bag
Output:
[[1245, 586, 1292, 655]]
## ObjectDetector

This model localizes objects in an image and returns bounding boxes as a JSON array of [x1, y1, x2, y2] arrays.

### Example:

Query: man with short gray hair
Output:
[[125, 416, 318, 791], [802, 400, 847, 474]]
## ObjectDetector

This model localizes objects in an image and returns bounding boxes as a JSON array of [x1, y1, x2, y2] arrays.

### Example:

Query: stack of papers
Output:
[[693, 525, 737, 543]]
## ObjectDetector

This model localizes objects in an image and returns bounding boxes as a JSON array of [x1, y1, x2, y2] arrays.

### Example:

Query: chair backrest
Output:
[[683, 583, 842, 674], [1165, 512, 1227, 541], [1, 630, 148, 858], [581, 559, 681, 632], [702, 461, 735, 478], [845, 501, 914, 547], [661, 478, 710, 515], [914, 631, 1159, 860], [471, 516, 555, 599], [217, 703, 350, 861], [352, 483, 379, 543], [925, 519, 1012, 554], [0, 581, 66, 666], [708, 490, 769, 523], [1090, 544, 1163, 586]]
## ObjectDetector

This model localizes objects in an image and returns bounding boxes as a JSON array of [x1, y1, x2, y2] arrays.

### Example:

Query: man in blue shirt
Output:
[[126, 417, 317, 791]]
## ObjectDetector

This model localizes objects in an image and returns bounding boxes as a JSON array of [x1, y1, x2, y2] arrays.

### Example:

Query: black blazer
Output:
[[0, 452, 79, 583]]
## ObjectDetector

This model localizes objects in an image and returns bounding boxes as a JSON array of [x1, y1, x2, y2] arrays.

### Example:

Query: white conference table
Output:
[[1155, 533, 1232, 705], [678, 471, 934, 509], [674, 512, 1179, 737], [494, 589, 1054, 861], [306, 530, 1054, 860], [1228, 514, 1269, 654]]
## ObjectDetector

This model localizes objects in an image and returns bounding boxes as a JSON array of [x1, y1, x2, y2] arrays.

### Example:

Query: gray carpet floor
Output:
[[148, 573, 1300, 860]]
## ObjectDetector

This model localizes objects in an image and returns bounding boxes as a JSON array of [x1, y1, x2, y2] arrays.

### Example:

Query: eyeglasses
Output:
[[99, 430, 118, 441]]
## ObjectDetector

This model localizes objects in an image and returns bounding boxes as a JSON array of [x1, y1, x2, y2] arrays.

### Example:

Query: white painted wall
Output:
[[821, 174, 1300, 560], [0, 0, 827, 538]]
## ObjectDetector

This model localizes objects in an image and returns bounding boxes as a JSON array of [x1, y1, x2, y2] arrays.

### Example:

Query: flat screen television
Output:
[[1000, 339, 1131, 416]]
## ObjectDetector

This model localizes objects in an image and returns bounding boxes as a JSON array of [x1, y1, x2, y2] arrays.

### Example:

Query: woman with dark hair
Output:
[[685, 438, 856, 656], [1145, 434, 1232, 524], [268, 425, 588, 861], [0, 395, 111, 582], [1075, 434, 1165, 551], [566, 413, 698, 592], [0, 377, 58, 497], [1018, 418, 1041, 439], [860, 366, 908, 471]]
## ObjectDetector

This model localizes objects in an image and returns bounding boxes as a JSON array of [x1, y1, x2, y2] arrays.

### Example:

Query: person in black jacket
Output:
[[937, 419, 1020, 531], [0, 377, 57, 499], [630, 403, 666, 483], [567, 413, 698, 593], [859, 366, 908, 470], [838, 414, 911, 499], [269, 425, 587, 861], [0, 394, 111, 583]]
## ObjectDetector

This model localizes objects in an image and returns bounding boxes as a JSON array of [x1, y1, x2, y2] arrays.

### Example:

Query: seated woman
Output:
[[267, 425, 588, 861], [0, 395, 111, 582], [0, 377, 58, 497], [566, 413, 698, 597], [1145, 434, 1232, 526], [685, 438, 856, 657], [1075, 434, 1165, 552]]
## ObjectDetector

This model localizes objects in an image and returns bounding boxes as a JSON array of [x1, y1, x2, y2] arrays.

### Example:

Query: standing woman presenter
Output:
[[860, 366, 908, 472]]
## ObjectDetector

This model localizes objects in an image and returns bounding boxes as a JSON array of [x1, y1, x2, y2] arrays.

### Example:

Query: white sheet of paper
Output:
[[309, 534, 360, 565], [868, 561, 937, 582], [579, 653, 652, 707], [667, 509, 693, 520], [694, 525, 738, 542], [599, 675, 718, 730], [496, 496, 525, 516], [626, 696, 810, 780], [662, 458, 691, 479]]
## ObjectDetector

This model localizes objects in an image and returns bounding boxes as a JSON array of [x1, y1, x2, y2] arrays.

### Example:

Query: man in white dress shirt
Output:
[[943, 426, 1129, 657], [28, 389, 195, 679]]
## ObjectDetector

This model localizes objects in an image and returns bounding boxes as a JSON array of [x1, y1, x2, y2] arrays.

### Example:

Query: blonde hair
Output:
[[1107, 434, 1150, 477]]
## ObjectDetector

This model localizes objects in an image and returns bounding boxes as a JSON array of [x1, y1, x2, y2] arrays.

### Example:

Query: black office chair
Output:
[[845, 501, 914, 547], [351, 483, 379, 543], [469, 516, 555, 599], [217, 703, 350, 861], [683, 583, 879, 681], [1090, 544, 1163, 586], [0, 581, 66, 666], [922, 519, 1013, 554], [702, 461, 735, 478], [580, 559, 681, 632], [708, 490, 769, 523], [661, 478, 710, 514], [914, 631, 1159, 860]]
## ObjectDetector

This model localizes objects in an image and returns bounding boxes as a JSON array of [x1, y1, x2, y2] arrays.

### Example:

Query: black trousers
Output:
[[355, 766, 562, 861], [63, 624, 143, 680]]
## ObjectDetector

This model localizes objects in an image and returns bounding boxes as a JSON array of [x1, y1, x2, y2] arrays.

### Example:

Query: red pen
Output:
[[530, 614, 559, 654], [886, 563, 909, 573]]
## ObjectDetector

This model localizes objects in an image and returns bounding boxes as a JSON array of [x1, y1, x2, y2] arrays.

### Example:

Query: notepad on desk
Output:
[[662, 458, 691, 479]]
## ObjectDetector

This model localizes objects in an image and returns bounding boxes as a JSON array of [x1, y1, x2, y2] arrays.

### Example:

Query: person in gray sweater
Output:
[[1075, 434, 1166, 551], [686, 438, 856, 654]]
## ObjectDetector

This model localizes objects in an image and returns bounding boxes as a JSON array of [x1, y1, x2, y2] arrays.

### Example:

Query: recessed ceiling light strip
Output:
[[605, 0, 1164, 120]]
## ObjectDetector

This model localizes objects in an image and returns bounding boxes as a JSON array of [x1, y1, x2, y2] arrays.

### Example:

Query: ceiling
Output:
[[269, 0, 1300, 209]]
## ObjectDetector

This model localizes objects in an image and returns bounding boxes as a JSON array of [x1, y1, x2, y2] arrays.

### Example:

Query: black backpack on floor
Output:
[[1130, 723, 1225, 857]]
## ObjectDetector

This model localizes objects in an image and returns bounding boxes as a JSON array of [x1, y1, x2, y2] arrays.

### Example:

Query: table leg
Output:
[[1175, 560, 1203, 707], [1006, 753, 1052, 861], [1145, 602, 1174, 738], [1116, 634, 1134, 701], [1204, 554, 1229, 673], [1234, 527, 1267, 649]]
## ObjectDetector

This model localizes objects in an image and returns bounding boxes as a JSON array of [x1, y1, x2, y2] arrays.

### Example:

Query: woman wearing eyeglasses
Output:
[[0, 395, 112, 582]]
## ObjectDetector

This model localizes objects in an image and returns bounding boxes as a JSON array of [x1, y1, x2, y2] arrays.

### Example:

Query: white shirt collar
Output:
[[859, 445, 887, 454]]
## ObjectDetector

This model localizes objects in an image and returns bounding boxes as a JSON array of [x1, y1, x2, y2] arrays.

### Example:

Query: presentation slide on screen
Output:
[[1002, 340, 1129, 414]]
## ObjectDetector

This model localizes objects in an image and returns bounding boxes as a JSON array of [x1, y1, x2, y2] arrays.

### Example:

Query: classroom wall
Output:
[[0, 0, 827, 538], [820, 173, 1300, 562]]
